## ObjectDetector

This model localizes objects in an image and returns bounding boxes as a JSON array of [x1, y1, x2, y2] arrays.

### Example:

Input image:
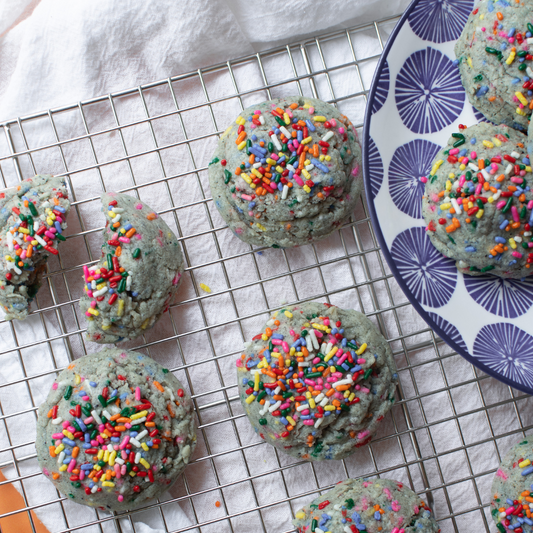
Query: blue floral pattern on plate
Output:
[[389, 139, 441, 218], [428, 312, 467, 351], [395, 46, 465, 133], [390, 226, 457, 307], [372, 60, 390, 114], [367, 136, 384, 201], [408, 0, 474, 43]]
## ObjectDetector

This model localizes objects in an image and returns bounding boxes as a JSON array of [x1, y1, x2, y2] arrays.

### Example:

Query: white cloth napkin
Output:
[[0, 1, 415, 533]]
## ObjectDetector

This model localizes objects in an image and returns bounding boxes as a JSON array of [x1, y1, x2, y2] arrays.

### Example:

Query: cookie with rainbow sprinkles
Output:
[[208, 96, 363, 248], [0, 175, 70, 320], [79, 192, 185, 344], [455, 0, 533, 133], [292, 478, 439, 533], [36, 349, 196, 511], [237, 302, 397, 461], [422, 122, 533, 278]]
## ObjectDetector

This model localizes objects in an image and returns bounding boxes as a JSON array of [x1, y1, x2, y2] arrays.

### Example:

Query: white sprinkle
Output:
[[515, 236, 523, 243], [279, 126, 291, 139], [132, 417, 146, 425], [107, 444, 114, 452], [274, 386, 281, 395], [511, 151, 521, 159], [315, 393, 324, 402], [6, 233, 13, 251], [505, 164, 513, 176], [93, 286, 108, 297], [102, 410, 112, 420], [451, 198, 462, 214], [253, 162, 262, 168], [268, 401, 282, 412], [286, 164, 296, 173], [308, 329, 319, 350], [57, 451, 65, 464], [115, 458, 125, 465], [51, 417, 63, 425], [34, 221, 39, 231], [270, 133, 282, 151], [314, 418, 324, 429], [481, 168, 490, 181], [130, 438, 141, 448], [126, 276, 132, 291], [322, 131, 334, 142], [320, 397, 329, 407], [296, 404, 310, 411], [91, 485, 98, 493], [468, 162, 479, 172], [305, 164, 315, 171], [112, 214, 121, 222], [34, 234, 47, 247], [259, 115, 265, 125], [111, 208, 125, 213], [492, 191, 502, 202], [281, 185, 289, 200], [166, 387, 175, 401], [136, 430, 148, 441], [91, 410, 103, 425]]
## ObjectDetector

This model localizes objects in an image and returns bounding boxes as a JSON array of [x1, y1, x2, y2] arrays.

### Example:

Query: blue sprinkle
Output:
[[508, 28, 516, 37], [297, 130, 303, 142], [452, 59, 460, 66], [470, 138, 476, 145], [512, 78, 521, 85], [521, 466, 533, 476], [248, 202, 256, 209], [311, 158, 330, 173], [476, 86, 489, 98], [130, 431, 138, 438], [495, 236, 506, 244], [81, 463, 94, 470], [76, 418, 87, 431], [131, 291, 139, 297], [111, 437, 120, 442], [63, 438, 76, 447], [82, 442, 91, 449], [464, 246, 476, 252], [305, 119, 316, 132], [507, 498, 515, 505], [271, 333, 284, 340], [499, 220, 509, 230], [90, 381, 97, 387], [251, 134, 257, 141]]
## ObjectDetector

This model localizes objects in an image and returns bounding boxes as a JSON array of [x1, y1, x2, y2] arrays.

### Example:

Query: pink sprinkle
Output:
[[312, 357, 320, 364], [314, 330, 323, 338], [304, 379, 316, 386], [357, 429, 370, 440], [338, 127, 345, 135], [83, 265, 89, 282], [254, 110, 261, 115], [470, 151, 477, 159], [120, 436, 130, 449], [67, 459, 76, 473], [496, 469, 508, 480], [419, 176, 428, 183], [475, 183, 482, 195], [117, 495, 124, 502], [391, 500, 401, 512], [289, 329, 295, 335], [279, 402, 290, 410], [496, 200, 506, 210], [241, 194, 253, 201], [302, 409, 310, 416], [52, 383, 58, 390], [293, 174, 304, 186], [323, 319, 330, 326], [135, 387, 141, 401], [449, 148, 459, 155], [84, 417, 94, 424], [308, 107, 315, 114], [337, 353, 348, 365], [51, 433, 64, 439], [293, 139, 300, 149], [172, 273, 181, 285], [79, 470, 85, 481], [330, 119, 337, 126], [114, 463, 121, 480], [528, 200, 533, 210], [270, 153, 279, 161], [357, 358, 366, 364], [383, 487, 393, 500], [511, 205, 520, 222], [90, 300, 97, 308], [481, 27, 486, 32], [135, 203, 143, 209], [509, 37, 515, 44], [62, 421, 69, 429], [118, 237, 130, 244], [303, 420, 314, 425], [512, 251, 523, 258]]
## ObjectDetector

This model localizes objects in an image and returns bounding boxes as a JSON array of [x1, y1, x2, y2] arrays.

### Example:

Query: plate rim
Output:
[[362, 0, 533, 395]]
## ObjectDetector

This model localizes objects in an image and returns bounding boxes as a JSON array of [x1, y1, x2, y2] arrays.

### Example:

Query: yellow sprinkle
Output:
[[527, 166, 532, 172], [103, 450, 110, 462], [109, 451, 117, 466], [241, 172, 252, 184], [141, 443, 149, 452], [93, 464, 101, 472], [235, 116, 246, 126], [129, 471, 136, 477], [445, 180, 452, 191], [283, 112, 290, 125], [74, 374, 81, 385], [286, 416, 296, 426], [275, 165, 284, 174], [430, 160, 444, 176], [324, 405, 336, 411], [254, 372, 260, 391], [492, 137, 502, 147], [131, 410, 148, 420], [17, 227, 29, 234], [237, 141, 247, 150], [313, 116, 327, 122], [199, 283, 211, 293], [344, 390, 350, 398], [255, 223, 266, 231], [102, 482, 115, 487], [348, 392, 356, 401], [325, 155, 331, 161], [302, 169, 311, 179], [62, 430, 74, 440], [509, 238, 517, 250], [31, 240, 38, 245], [141, 317, 151, 329], [467, 57, 473, 68], [448, 173, 455, 179], [459, 164, 466, 171], [308, 398, 316, 409], [54, 444, 64, 455], [319, 155, 325, 161], [516, 107, 528, 116], [488, 196, 495, 204], [284, 310, 293, 318], [261, 333, 268, 341], [305, 391, 312, 399], [439, 203, 451, 210], [139, 458, 150, 469], [312, 323, 329, 332], [303, 185, 311, 193], [482, 140, 494, 149], [96, 282, 106, 291], [251, 168, 262, 178], [520, 459, 531, 468], [476, 209, 484, 219], [506, 52, 516, 65], [97, 450, 104, 460], [266, 158, 276, 165], [101, 324, 110, 329], [355, 343, 367, 355], [257, 359, 267, 369], [295, 512, 306, 520], [289, 347, 296, 356], [87, 307, 99, 317], [301, 136, 313, 145], [59, 464, 68, 472], [245, 394, 255, 404], [324, 346, 339, 362], [117, 300, 124, 317]]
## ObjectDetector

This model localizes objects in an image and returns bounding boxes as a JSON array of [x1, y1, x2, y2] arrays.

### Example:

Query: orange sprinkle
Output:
[[49, 445, 56, 458], [478, 159, 485, 170], [52, 472, 60, 480], [215, 501, 221, 508], [146, 212, 157, 220], [326, 388, 336, 397], [112, 221, 121, 228], [125, 228, 136, 238], [290, 103, 299, 109], [153, 381, 165, 393], [47, 408, 54, 418], [519, 193, 526, 202], [496, 174, 505, 182], [72, 447, 79, 459], [115, 246, 122, 257], [235, 131, 246, 145], [167, 403, 175, 418], [235, 167, 242, 175]]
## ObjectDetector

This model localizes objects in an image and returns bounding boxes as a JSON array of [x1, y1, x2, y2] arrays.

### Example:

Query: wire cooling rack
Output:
[[1, 12, 533, 533]]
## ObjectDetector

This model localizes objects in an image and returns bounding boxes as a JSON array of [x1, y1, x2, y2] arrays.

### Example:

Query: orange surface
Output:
[[0, 470, 49, 533]]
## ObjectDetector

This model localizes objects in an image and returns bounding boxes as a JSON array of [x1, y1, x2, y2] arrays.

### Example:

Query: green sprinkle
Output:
[[310, 441, 323, 458], [471, 219, 477, 229], [90, 429, 98, 440], [448, 235, 456, 245], [476, 199, 484, 210], [305, 372, 322, 379], [502, 197, 513, 213], [208, 157, 220, 166], [64, 385, 72, 400], [521, 206, 527, 219], [528, 23, 533, 35], [473, 74, 483, 82], [485, 47, 499, 55], [519, 63, 527, 71], [257, 390, 267, 402], [363, 369, 372, 380], [469, 266, 480, 272], [481, 265, 495, 272], [224, 169, 232, 184], [345, 498, 355, 510], [517, 50, 527, 58], [259, 418, 267, 425], [118, 278, 127, 293], [98, 460, 106, 467], [274, 116, 284, 127], [268, 142, 274, 153], [107, 254, 113, 271], [56, 233, 66, 241], [29, 202, 38, 216], [98, 394, 107, 407]]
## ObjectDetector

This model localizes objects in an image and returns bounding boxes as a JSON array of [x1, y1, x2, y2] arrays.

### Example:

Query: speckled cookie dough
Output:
[[491, 437, 533, 532], [208, 96, 363, 248], [293, 477, 439, 533], [79, 192, 185, 344], [0, 175, 70, 320], [422, 122, 533, 278], [36, 348, 197, 512], [236, 302, 398, 461], [455, 0, 533, 133]]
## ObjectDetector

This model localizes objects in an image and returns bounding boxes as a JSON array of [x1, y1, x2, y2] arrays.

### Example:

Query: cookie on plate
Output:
[[79, 192, 185, 343], [455, 0, 532, 133], [491, 436, 533, 532], [208, 96, 363, 248], [293, 477, 439, 533], [237, 302, 398, 461], [0, 175, 70, 320], [422, 122, 533, 278], [36, 348, 197, 511]]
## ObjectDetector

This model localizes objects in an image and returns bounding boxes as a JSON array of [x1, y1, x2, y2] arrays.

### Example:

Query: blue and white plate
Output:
[[363, 0, 533, 394]]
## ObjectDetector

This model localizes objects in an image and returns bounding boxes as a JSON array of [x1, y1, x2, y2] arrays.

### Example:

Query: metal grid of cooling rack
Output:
[[1, 12, 533, 533]]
